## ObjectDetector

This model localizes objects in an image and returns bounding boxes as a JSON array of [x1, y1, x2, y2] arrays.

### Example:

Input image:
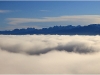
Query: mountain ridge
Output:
[[1, 24, 100, 35]]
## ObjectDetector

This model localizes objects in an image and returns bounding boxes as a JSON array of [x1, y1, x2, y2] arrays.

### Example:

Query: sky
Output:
[[1, 1, 100, 30]]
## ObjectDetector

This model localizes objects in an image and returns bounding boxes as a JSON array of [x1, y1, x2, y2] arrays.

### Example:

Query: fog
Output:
[[0, 35, 100, 74]]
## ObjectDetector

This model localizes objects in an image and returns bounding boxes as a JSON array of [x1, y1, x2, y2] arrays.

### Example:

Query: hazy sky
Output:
[[1, 1, 100, 30]]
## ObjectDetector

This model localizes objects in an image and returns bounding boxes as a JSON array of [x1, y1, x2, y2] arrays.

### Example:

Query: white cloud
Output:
[[0, 10, 12, 13], [0, 35, 100, 73], [7, 15, 100, 25]]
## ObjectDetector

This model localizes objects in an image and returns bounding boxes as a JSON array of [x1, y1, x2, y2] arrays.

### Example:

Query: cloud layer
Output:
[[0, 10, 12, 13], [7, 15, 100, 25], [0, 35, 100, 74]]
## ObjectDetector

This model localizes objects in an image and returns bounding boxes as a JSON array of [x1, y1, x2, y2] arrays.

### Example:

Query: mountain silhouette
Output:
[[1, 24, 100, 35]]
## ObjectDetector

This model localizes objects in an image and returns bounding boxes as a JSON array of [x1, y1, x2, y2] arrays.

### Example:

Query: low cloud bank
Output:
[[0, 35, 100, 55], [0, 35, 100, 74]]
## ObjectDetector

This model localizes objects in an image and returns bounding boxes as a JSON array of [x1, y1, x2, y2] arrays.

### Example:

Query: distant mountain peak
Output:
[[0, 24, 100, 35]]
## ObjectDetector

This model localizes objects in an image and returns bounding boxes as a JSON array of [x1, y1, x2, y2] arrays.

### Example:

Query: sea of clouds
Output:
[[0, 35, 100, 74]]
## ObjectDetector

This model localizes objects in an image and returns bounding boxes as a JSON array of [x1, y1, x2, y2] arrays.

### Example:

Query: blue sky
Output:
[[1, 1, 100, 30]]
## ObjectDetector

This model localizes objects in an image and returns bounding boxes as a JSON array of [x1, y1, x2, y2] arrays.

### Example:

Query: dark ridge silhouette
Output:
[[1, 24, 100, 35]]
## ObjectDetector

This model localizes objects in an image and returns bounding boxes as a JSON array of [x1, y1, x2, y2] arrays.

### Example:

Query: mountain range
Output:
[[1, 24, 100, 35]]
